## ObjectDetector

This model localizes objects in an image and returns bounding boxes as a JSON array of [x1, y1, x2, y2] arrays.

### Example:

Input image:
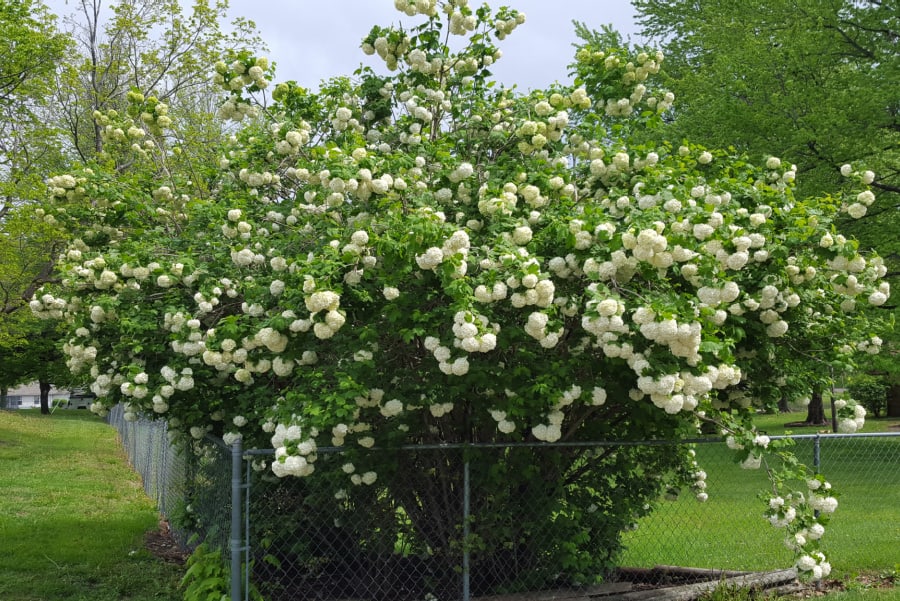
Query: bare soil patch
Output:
[[144, 520, 188, 564]]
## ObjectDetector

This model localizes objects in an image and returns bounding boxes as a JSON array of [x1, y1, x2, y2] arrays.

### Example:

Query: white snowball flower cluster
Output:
[[304, 290, 345, 339], [697, 281, 741, 307], [740, 452, 762, 470], [488, 408, 517, 434], [493, 9, 525, 40], [622, 228, 672, 270], [867, 285, 890, 307], [523, 311, 563, 348], [448, 162, 474, 183], [845, 189, 876, 219], [423, 335, 469, 375], [582, 292, 628, 342], [222, 432, 242, 446], [767, 496, 797, 528], [531, 421, 562, 443], [443, 229, 470, 275], [451, 310, 497, 353], [633, 308, 702, 364], [393, 0, 438, 18], [255, 327, 289, 353], [218, 95, 259, 121], [447, 5, 477, 36], [808, 490, 838, 515], [834, 399, 866, 433], [684, 450, 709, 501], [416, 246, 444, 270], [854, 335, 883, 355], [46, 173, 79, 198], [274, 122, 311, 155], [429, 401, 454, 417], [238, 168, 277, 189], [351, 470, 378, 486], [473, 281, 509, 304], [582, 247, 639, 283], [533, 385, 578, 443], [29, 293, 69, 319], [271, 424, 317, 477], [379, 398, 405, 418], [636, 373, 699, 414], [796, 552, 832, 580], [363, 29, 411, 71], [509, 272, 555, 309], [332, 106, 364, 133], [234, 57, 269, 90], [61, 340, 98, 373]]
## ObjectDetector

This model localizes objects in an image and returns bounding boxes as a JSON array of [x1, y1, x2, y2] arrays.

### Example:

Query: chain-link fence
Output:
[[108, 405, 232, 552], [107, 409, 900, 601], [619, 434, 900, 573], [241, 434, 900, 601]]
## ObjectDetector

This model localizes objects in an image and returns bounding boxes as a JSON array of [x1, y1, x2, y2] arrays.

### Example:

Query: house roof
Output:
[[5, 382, 70, 396]]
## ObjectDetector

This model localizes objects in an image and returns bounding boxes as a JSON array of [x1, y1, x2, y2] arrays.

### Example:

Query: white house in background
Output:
[[3, 382, 74, 409]]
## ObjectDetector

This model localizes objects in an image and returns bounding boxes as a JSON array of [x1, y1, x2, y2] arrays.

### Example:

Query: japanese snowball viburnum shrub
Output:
[[33, 0, 889, 588]]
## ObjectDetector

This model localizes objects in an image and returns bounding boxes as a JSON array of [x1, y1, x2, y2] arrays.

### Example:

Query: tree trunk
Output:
[[887, 385, 900, 418], [777, 396, 790, 413], [804, 389, 827, 425], [39, 380, 51, 415], [0, 385, 8, 409]]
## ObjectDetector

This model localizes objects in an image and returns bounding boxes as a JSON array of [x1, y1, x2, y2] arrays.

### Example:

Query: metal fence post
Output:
[[231, 438, 243, 601], [245, 457, 252, 601], [813, 434, 821, 521], [813, 433, 821, 473], [462, 456, 471, 601]]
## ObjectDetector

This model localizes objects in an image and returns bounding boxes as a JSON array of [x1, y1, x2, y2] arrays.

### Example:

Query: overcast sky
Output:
[[50, 1, 642, 92], [225, 1, 641, 90]]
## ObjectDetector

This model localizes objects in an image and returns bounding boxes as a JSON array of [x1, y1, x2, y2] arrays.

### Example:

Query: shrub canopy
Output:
[[33, 0, 889, 585]]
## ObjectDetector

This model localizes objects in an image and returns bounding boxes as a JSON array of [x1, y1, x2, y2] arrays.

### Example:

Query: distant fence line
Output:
[[106, 406, 900, 601]]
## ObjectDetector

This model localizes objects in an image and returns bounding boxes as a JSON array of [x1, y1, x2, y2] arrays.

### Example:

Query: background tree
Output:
[[0, 0, 69, 306], [1, 0, 265, 400], [632, 0, 899, 421], [0, 0, 71, 408], [0, 316, 68, 412], [54, 0, 265, 164]]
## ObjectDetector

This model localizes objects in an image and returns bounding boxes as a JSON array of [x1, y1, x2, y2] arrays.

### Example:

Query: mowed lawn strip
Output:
[[0, 409, 181, 601]]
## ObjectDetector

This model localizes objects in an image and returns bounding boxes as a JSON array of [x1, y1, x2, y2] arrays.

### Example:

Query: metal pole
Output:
[[813, 433, 821, 474], [245, 456, 252, 601], [813, 434, 821, 520], [231, 439, 243, 601], [462, 458, 471, 601]]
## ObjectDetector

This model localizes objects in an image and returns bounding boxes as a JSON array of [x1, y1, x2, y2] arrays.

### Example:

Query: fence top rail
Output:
[[237, 430, 900, 457], [768, 431, 900, 441]]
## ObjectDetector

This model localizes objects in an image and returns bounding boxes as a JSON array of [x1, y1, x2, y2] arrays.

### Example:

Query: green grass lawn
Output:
[[753, 411, 900, 435], [620, 411, 900, 580], [0, 409, 182, 601]]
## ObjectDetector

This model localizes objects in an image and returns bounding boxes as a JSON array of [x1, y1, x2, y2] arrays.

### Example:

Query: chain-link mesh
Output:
[[247, 444, 660, 601], [620, 434, 900, 577], [107, 405, 232, 553], [106, 409, 900, 601], [246, 434, 900, 599]]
